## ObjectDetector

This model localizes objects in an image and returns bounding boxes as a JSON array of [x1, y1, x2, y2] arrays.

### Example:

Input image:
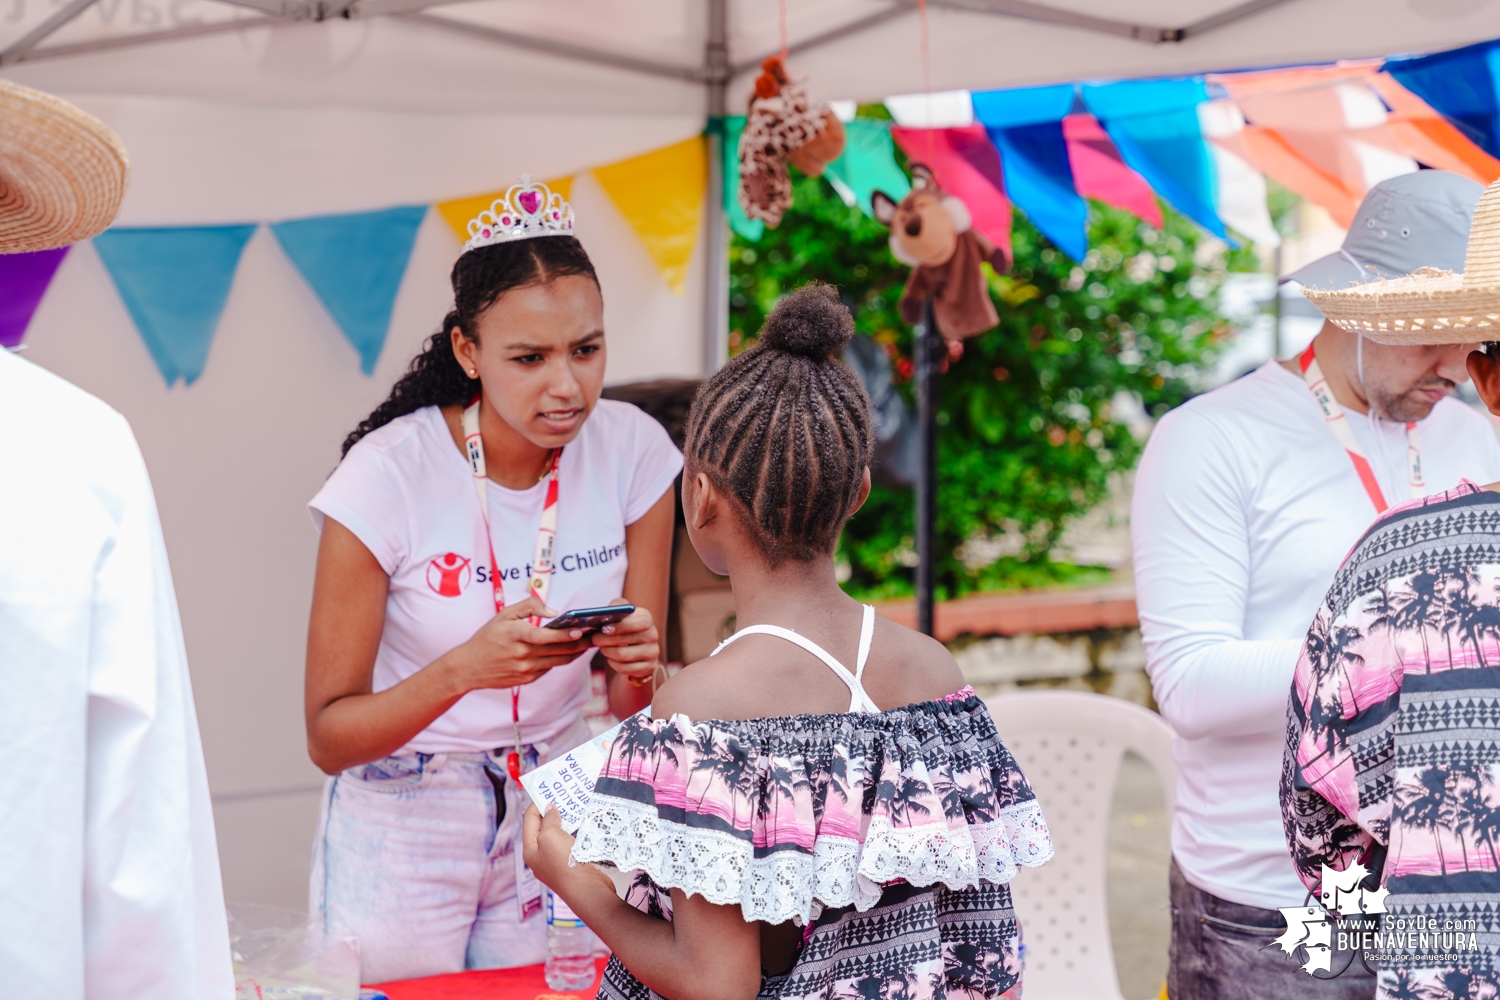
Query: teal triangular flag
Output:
[[272, 206, 427, 375], [824, 119, 911, 219], [723, 116, 766, 242], [94, 225, 256, 387]]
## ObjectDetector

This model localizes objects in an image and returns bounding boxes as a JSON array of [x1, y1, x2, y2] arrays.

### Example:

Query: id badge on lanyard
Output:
[[462, 395, 561, 780], [1299, 345, 1423, 512], [463, 394, 558, 923], [515, 848, 544, 922]]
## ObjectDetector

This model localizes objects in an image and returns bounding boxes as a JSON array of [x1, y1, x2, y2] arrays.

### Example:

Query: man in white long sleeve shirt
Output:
[[0, 349, 235, 998], [0, 81, 233, 999], [1132, 171, 1500, 999]]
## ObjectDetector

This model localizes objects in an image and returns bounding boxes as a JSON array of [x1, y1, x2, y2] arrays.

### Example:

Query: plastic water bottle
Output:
[[545, 890, 596, 990]]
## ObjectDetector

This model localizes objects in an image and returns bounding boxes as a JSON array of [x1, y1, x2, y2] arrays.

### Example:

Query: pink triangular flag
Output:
[[891, 125, 1014, 264], [1063, 114, 1163, 229]]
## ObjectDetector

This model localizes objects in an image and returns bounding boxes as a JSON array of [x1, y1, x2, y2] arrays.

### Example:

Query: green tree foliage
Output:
[[729, 170, 1258, 600]]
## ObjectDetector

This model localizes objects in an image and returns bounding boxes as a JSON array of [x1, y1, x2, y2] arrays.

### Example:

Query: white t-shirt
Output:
[[310, 400, 682, 755], [1131, 359, 1500, 910]]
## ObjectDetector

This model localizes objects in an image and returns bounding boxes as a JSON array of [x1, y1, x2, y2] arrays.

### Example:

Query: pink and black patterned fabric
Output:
[[1282, 482, 1500, 999], [570, 688, 1052, 1000]]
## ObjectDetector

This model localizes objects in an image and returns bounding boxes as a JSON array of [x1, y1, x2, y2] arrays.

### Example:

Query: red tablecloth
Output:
[[372, 957, 609, 1000]]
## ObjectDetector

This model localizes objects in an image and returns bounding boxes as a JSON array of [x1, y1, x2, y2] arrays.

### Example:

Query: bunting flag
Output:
[[1196, 100, 1280, 246], [0, 247, 69, 348], [891, 125, 1013, 263], [94, 225, 256, 386], [1082, 78, 1225, 238], [723, 116, 766, 241], [1367, 72, 1500, 183], [22, 40, 1500, 396], [885, 90, 975, 129], [823, 118, 911, 218], [1386, 39, 1500, 160], [436, 177, 573, 244], [1214, 64, 1416, 228], [271, 206, 427, 375], [592, 136, 706, 296], [1063, 114, 1163, 230], [972, 85, 1087, 261]]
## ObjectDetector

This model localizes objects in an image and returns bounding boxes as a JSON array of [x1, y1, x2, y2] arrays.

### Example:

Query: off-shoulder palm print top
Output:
[[571, 688, 1053, 1000], [1282, 482, 1500, 1000]]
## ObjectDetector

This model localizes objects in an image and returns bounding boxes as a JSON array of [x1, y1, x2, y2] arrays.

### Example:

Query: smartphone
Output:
[[543, 604, 636, 632]]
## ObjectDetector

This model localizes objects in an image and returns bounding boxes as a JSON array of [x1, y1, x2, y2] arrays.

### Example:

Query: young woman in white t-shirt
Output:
[[304, 180, 682, 983]]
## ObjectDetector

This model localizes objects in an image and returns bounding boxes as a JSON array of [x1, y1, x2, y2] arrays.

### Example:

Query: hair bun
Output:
[[758, 282, 855, 360]]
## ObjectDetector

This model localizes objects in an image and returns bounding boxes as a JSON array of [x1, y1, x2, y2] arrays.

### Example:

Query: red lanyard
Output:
[[1299, 344, 1423, 513], [462, 395, 562, 780]]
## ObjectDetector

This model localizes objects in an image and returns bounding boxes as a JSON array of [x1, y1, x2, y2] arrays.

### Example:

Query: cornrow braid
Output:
[[685, 282, 874, 562]]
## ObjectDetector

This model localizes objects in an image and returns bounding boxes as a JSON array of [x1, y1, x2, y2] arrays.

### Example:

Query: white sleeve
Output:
[[621, 406, 684, 525], [1130, 408, 1303, 741], [309, 436, 409, 574], [82, 415, 235, 1000], [0, 388, 232, 999]]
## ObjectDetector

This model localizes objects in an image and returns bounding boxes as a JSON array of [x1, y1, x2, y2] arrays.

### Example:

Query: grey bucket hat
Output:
[[1284, 170, 1484, 293]]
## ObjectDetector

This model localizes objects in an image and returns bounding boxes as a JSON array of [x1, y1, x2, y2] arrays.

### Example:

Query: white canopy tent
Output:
[[4, 0, 1498, 909]]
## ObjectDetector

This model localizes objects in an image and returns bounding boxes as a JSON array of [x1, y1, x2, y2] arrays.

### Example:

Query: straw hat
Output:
[[0, 79, 128, 254], [1302, 176, 1500, 345]]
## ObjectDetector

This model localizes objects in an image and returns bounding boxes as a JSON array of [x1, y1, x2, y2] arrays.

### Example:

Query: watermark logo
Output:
[[1276, 863, 1389, 975], [1276, 863, 1480, 976]]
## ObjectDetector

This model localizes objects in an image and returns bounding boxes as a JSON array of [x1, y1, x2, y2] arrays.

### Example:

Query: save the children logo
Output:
[[1276, 863, 1477, 976], [426, 553, 472, 596]]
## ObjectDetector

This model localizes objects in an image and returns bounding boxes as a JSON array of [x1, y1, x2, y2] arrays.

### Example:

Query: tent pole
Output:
[[0, 0, 100, 64], [702, 0, 730, 376], [915, 296, 938, 636]]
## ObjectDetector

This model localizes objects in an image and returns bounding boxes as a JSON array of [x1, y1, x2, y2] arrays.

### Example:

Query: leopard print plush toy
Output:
[[737, 57, 845, 228]]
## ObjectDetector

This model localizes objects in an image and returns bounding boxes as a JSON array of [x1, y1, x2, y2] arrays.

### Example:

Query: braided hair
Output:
[[684, 283, 873, 563], [341, 236, 599, 457]]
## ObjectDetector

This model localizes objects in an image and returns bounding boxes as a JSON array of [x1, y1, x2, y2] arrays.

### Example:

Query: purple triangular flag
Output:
[[0, 247, 70, 348]]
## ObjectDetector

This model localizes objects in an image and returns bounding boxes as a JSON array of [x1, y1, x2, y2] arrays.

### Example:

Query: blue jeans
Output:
[[309, 717, 590, 984], [1168, 859, 1375, 1000]]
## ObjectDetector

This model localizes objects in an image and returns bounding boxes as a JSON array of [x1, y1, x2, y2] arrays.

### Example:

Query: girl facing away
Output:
[[524, 283, 1053, 1000]]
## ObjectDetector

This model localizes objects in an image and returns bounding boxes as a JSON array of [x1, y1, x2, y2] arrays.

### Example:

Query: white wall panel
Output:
[[21, 199, 702, 906]]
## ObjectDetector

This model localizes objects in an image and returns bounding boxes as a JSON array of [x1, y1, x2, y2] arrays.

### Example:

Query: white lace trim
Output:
[[570, 797, 1053, 925]]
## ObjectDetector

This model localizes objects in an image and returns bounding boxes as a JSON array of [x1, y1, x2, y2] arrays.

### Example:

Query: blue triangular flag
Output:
[[94, 226, 256, 386], [1386, 40, 1500, 159], [973, 86, 1087, 261], [1081, 78, 1225, 238], [988, 121, 1089, 261], [272, 206, 427, 374]]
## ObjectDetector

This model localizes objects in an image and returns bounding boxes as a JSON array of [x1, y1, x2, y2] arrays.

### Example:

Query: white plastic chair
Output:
[[985, 690, 1176, 1000]]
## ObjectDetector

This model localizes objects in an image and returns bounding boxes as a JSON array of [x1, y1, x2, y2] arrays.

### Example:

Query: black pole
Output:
[[915, 296, 938, 637]]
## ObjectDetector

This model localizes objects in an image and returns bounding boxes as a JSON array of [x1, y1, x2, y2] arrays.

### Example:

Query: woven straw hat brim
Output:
[[1301, 268, 1500, 345], [0, 80, 128, 254], [1302, 174, 1500, 345]]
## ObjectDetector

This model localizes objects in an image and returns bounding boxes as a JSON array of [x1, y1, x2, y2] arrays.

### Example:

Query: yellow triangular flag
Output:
[[590, 137, 706, 296], [436, 176, 574, 244]]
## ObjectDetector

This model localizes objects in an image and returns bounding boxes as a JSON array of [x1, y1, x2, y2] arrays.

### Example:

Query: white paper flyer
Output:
[[520, 709, 647, 833]]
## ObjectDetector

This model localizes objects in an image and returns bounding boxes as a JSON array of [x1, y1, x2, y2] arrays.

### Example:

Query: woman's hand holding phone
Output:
[[446, 596, 594, 693], [590, 598, 660, 683]]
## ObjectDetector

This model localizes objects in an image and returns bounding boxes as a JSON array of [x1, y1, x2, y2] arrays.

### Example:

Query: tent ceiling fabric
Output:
[[0, 0, 1498, 223], [3, 0, 1500, 107]]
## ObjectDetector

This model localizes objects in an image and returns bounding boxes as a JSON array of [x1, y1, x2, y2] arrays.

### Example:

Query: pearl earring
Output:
[[469, 369, 477, 377]]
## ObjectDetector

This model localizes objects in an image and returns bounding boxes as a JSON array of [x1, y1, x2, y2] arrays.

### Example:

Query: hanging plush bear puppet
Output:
[[872, 165, 1010, 344], [738, 55, 846, 227]]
